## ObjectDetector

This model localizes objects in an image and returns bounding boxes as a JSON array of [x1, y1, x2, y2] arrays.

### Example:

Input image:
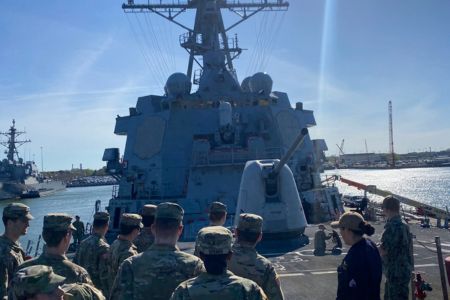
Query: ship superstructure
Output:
[[103, 0, 343, 240], [0, 120, 65, 200]]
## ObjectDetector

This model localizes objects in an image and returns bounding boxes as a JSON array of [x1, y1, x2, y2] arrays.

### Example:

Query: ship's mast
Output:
[[0, 120, 31, 163], [122, 0, 289, 85]]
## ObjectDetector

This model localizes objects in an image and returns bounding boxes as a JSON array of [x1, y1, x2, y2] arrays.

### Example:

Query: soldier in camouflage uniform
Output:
[[20, 214, 92, 285], [379, 195, 413, 300], [12, 265, 66, 300], [134, 205, 156, 253], [108, 214, 141, 285], [313, 224, 332, 256], [171, 226, 267, 300], [0, 203, 33, 298], [193, 201, 227, 256], [110, 202, 204, 300], [228, 214, 284, 300], [73, 212, 110, 296], [61, 283, 105, 300], [72, 216, 85, 247]]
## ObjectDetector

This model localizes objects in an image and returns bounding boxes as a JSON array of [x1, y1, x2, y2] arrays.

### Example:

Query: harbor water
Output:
[[1, 167, 449, 253], [325, 167, 450, 208], [0, 185, 112, 254]]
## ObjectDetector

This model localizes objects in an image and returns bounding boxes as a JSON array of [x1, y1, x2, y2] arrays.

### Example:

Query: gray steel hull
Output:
[[0, 181, 66, 200]]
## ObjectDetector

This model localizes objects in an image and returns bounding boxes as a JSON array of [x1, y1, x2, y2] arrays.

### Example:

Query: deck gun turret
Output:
[[234, 128, 309, 243]]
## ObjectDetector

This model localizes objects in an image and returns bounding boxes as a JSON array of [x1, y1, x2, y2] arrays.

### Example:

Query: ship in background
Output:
[[103, 0, 343, 241], [0, 120, 66, 200]]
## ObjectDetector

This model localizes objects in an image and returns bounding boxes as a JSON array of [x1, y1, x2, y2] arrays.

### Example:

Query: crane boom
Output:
[[336, 176, 449, 219]]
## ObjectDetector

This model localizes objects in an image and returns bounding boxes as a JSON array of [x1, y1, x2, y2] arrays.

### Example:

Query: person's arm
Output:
[[110, 259, 134, 300], [263, 265, 284, 300]]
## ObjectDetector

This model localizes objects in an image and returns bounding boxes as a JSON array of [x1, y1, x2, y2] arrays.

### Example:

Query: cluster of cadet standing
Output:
[[0, 195, 412, 300]]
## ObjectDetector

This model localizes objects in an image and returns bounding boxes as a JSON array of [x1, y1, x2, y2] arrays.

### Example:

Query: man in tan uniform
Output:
[[228, 213, 284, 300], [171, 226, 267, 300], [20, 213, 92, 285], [108, 213, 141, 284], [73, 211, 110, 296], [134, 204, 156, 253], [0, 203, 33, 298], [110, 202, 204, 300]]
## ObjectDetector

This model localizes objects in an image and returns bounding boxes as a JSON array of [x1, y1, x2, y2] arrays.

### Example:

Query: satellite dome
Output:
[[165, 73, 191, 97], [241, 77, 251, 92], [249, 72, 273, 95]]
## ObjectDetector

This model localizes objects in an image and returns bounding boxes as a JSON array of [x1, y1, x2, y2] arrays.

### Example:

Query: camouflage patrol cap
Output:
[[197, 226, 232, 255], [141, 204, 157, 217], [93, 211, 110, 221], [238, 213, 263, 232], [61, 282, 105, 300], [331, 212, 364, 231], [155, 202, 184, 221], [3, 203, 33, 220], [12, 265, 66, 297], [120, 213, 143, 228], [209, 201, 227, 213], [43, 213, 76, 231]]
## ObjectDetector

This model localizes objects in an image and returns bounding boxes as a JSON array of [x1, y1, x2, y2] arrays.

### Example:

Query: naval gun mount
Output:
[[235, 128, 310, 247]]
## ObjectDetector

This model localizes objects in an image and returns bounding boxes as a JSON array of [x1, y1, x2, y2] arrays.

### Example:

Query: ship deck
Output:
[[181, 219, 450, 300]]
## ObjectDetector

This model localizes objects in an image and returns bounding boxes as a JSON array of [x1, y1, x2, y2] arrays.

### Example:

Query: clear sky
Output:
[[1, 1, 449, 170]]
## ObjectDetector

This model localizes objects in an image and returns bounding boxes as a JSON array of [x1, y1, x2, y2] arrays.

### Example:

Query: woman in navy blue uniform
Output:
[[331, 212, 382, 300]]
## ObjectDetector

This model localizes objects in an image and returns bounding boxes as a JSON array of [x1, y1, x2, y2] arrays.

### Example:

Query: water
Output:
[[2, 167, 449, 253], [0, 185, 112, 254], [325, 167, 450, 209]]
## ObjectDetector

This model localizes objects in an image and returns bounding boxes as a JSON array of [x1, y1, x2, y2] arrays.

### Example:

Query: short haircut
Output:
[[154, 218, 181, 235], [93, 219, 109, 229], [42, 228, 69, 247], [382, 195, 400, 212], [199, 253, 229, 275], [2, 216, 17, 227], [236, 229, 260, 245], [119, 224, 140, 235], [142, 215, 155, 228], [209, 211, 226, 223]]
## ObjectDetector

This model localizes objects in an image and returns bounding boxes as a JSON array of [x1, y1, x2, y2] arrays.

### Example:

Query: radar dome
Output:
[[241, 77, 251, 92], [249, 72, 273, 95], [165, 73, 191, 97]]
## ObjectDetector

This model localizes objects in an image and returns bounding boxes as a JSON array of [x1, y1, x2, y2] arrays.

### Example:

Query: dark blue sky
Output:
[[1, 0, 449, 170]]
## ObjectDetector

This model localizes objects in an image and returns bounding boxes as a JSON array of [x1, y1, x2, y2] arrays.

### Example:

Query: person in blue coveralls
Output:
[[331, 212, 382, 300]]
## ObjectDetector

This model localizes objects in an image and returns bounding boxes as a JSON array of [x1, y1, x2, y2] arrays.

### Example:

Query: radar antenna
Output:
[[123, 0, 289, 84], [0, 119, 31, 163]]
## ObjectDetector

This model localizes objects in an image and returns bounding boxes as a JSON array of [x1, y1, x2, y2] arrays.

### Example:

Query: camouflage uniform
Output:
[[62, 282, 106, 300], [73, 218, 85, 245], [12, 265, 65, 299], [229, 214, 283, 300], [109, 214, 141, 285], [20, 214, 92, 285], [171, 226, 267, 300], [134, 205, 156, 253], [0, 203, 33, 298], [193, 201, 227, 256], [381, 215, 413, 300], [110, 203, 204, 300], [73, 212, 110, 296], [313, 225, 331, 256]]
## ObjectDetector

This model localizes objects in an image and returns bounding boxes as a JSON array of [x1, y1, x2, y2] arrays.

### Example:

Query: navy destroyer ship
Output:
[[102, 0, 343, 241], [0, 120, 66, 200]]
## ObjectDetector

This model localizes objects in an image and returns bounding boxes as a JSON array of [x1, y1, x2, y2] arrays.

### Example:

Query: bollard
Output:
[[445, 256, 450, 286], [435, 237, 449, 300]]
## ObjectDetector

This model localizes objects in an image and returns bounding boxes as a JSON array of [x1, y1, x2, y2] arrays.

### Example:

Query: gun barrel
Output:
[[271, 128, 308, 176]]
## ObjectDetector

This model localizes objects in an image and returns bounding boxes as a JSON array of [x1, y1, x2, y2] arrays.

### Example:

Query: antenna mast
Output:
[[388, 101, 395, 168], [122, 0, 289, 84], [0, 120, 31, 163]]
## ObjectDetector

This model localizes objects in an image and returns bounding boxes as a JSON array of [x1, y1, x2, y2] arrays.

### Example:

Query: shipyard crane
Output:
[[335, 139, 345, 166]]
